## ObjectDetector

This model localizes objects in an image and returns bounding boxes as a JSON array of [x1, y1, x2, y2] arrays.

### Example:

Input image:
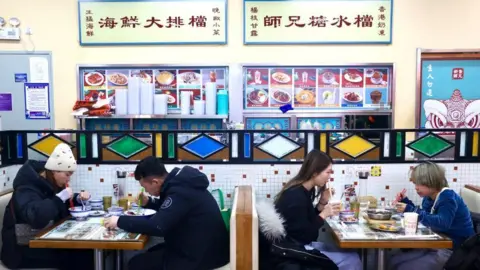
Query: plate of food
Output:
[[344, 71, 362, 83], [340, 216, 359, 224], [179, 72, 201, 84], [369, 223, 401, 233], [85, 72, 105, 86], [370, 71, 384, 84], [156, 71, 175, 85], [295, 89, 315, 104], [124, 208, 156, 217], [131, 71, 152, 83], [89, 210, 106, 217], [343, 92, 362, 103], [108, 73, 128, 86], [322, 71, 336, 84], [248, 89, 268, 105], [271, 89, 292, 104], [271, 72, 291, 84]]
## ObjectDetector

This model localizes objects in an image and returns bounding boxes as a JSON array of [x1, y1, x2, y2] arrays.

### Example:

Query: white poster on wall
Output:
[[29, 57, 50, 83], [24, 83, 50, 119]]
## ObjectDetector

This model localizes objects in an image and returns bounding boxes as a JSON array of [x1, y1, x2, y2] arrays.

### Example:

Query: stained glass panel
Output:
[[407, 133, 453, 158], [106, 135, 148, 159], [257, 135, 300, 159], [182, 135, 226, 159]]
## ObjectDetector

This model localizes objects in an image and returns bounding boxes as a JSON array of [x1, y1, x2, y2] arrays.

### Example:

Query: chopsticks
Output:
[[66, 183, 74, 209]]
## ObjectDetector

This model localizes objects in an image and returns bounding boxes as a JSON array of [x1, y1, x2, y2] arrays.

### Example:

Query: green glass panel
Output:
[[396, 132, 402, 157], [107, 136, 148, 159], [408, 134, 453, 158], [168, 133, 175, 158], [80, 134, 87, 158]]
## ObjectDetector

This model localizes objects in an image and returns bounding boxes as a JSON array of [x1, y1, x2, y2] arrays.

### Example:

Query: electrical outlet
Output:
[[25, 27, 32, 35]]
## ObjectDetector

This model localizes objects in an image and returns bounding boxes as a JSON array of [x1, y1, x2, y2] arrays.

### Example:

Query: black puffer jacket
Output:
[[1, 160, 81, 268]]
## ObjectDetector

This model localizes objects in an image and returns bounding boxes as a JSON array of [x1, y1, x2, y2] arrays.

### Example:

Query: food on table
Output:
[[377, 224, 400, 232], [370, 90, 382, 104], [157, 71, 175, 85], [108, 73, 128, 85], [126, 210, 139, 216], [295, 89, 314, 104], [248, 89, 267, 104], [85, 72, 104, 86], [371, 71, 383, 83], [272, 72, 291, 83], [271, 89, 291, 103], [180, 72, 199, 84], [343, 92, 361, 102], [340, 216, 358, 222]]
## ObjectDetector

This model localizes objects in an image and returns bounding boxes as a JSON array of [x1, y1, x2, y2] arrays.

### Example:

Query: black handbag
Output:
[[270, 238, 339, 270]]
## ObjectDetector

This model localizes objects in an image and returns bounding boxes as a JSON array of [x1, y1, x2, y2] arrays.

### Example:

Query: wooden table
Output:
[[30, 218, 148, 270], [327, 220, 452, 270]]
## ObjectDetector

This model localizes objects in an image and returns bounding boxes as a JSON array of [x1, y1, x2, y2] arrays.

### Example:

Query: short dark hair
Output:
[[134, 157, 168, 181]]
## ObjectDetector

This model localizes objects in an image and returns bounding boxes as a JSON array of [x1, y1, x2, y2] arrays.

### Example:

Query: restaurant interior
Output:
[[0, 0, 480, 269]]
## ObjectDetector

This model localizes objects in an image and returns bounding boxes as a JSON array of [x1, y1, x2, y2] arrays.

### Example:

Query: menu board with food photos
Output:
[[244, 65, 392, 111], [79, 66, 228, 113]]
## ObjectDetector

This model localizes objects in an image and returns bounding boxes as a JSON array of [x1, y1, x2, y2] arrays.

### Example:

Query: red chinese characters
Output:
[[452, 68, 464, 80], [285, 16, 305, 27], [121, 16, 140, 28], [377, 5, 387, 36], [144, 17, 163, 28], [249, 6, 259, 37], [84, 10, 95, 37], [264, 16, 282, 28], [99, 17, 118, 29], [331, 16, 351, 28], [188, 16, 207, 27], [211, 7, 221, 36], [308, 16, 328, 27], [353, 15, 373, 27], [166, 16, 184, 28]]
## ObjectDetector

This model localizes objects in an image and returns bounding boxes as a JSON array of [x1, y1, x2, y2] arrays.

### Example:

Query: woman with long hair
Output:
[[1, 143, 94, 269], [274, 150, 362, 270]]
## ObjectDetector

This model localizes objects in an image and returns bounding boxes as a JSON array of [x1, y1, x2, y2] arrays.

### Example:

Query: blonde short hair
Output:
[[410, 162, 448, 190]]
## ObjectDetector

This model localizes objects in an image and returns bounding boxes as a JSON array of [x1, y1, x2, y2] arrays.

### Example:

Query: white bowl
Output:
[[69, 207, 90, 220], [90, 199, 103, 208], [108, 206, 124, 216]]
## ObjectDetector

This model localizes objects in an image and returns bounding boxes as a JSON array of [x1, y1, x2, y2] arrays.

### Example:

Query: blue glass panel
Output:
[[297, 117, 342, 130], [183, 135, 225, 159], [133, 119, 178, 130], [245, 117, 290, 130], [16, 133, 23, 158], [244, 133, 251, 158], [180, 119, 223, 130], [85, 119, 130, 131]]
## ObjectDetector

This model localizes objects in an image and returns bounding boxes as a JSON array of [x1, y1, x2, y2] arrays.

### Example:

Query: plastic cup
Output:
[[403, 212, 419, 235]]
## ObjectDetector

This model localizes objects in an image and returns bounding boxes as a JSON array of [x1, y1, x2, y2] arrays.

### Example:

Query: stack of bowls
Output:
[[90, 199, 103, 210], [108, 206, 124, 216]]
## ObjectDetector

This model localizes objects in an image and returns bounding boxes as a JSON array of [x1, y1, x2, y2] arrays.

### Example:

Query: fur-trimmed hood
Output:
[[256, 200, 286, 242]]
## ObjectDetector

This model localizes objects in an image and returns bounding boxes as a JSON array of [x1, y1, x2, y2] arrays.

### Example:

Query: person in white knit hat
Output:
[[0, 143, 93, 270]]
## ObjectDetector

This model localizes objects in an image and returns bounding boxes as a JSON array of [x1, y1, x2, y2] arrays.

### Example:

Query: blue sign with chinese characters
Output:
[[420, 59, 480, 129], [24, 83, 51, 119], [14, 73, 28, 83]]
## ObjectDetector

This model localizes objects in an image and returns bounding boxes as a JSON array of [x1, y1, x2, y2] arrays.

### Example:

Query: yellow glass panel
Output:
[[320, 133, 327, 152], [473, 132, 479, 157], [31, 135, 69, 157], [102, 136, 111, 144], [155, 133, 162, 158], [334, 135, 375, 158]]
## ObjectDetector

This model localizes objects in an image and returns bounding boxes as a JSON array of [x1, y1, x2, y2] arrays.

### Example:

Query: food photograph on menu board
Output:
[[419, 59, 480, 129], [341, 68, 364, 108], [243, 65, 392, 110], [80, 66, 228, 114], [269, 68, 293, 108]]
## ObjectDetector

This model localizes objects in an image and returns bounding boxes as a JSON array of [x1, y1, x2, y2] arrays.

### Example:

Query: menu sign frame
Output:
[[244, 0, 393, 45], [416, 49, 480, 129], [78, 0, 227, 45], [77, 64, 229, 114], [243, 64, 394, 112]]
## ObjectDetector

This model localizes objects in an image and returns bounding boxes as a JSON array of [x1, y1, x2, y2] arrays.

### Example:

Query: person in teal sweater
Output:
[[389, 162, 474, 270]]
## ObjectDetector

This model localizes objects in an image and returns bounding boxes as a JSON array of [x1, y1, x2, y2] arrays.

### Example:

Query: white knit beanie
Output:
[[44, 143, 77, 172]]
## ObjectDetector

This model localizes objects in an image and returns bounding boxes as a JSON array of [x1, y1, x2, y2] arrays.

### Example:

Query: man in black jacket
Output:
[[104, 157, 230, 270]]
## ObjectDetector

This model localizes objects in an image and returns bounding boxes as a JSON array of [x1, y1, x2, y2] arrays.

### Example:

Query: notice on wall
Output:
[[14, 73, 28, 83], [24, 83, 50, 119], [0, 93, 13, 111], [29, 57, 50, 83]]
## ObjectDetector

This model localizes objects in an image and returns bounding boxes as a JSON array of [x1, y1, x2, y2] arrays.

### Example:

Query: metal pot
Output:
[[367, 209, 392, 220]]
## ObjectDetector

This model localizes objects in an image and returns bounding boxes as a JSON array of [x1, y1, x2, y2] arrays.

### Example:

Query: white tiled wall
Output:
[[0, 163, 477, 207]]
